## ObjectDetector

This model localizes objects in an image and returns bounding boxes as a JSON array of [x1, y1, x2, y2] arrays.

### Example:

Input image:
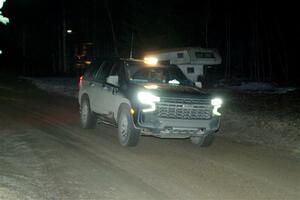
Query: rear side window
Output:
[[187, 67, 194, 73], [109, 62, 121, 76], [195, 52, 215, 58], [177, 53, 184, 58], [84, 61, 102, 80], [95, 61, 113, 82]]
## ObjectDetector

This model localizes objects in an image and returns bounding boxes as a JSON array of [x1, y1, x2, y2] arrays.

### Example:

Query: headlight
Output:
[[211, 98, 223, 116], [137, 92, 160, 112]]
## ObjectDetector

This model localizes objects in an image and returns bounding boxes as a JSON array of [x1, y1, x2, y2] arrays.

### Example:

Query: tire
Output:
[[117, 106, 140, 146], [80, 97, 96, 129], [190, 133, 215, 147]]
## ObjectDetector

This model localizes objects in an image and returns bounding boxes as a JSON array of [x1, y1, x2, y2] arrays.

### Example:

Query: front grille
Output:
[[159, 97, 211, 105], [157, 97, 212, 120]]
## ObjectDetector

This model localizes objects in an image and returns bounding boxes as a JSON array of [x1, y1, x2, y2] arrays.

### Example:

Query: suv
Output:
[[78, 57, 222, 147]]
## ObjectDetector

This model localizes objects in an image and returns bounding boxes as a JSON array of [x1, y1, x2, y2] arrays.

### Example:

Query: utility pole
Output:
[[62, 8, 67, 74], [21, 24, 26, 75]]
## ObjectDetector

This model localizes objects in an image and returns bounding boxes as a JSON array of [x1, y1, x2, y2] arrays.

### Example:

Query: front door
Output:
[[92, 60, 113, 114]]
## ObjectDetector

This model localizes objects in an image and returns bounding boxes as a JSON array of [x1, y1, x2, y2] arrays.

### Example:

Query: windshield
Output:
[[127, 63, 193, 86]]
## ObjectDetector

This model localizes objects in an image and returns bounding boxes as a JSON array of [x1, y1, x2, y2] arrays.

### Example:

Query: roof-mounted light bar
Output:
[[144, 57, 158, 65]]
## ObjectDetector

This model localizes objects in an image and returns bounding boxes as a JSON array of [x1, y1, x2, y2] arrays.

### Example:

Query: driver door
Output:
[[95, 61, 123, 118], [92, 60, 112, 114]]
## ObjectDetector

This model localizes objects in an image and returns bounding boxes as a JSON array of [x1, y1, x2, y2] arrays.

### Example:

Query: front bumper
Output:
[[134, 111, 220, 138]]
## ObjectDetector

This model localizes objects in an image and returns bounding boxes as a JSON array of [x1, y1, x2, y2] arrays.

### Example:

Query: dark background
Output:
[[0, 0, 299, 85]]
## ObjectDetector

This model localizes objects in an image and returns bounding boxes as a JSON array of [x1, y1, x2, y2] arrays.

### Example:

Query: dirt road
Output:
[[0, 82, 299, 200]]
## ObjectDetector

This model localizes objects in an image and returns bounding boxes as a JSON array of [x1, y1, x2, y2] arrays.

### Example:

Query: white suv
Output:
[[78, 58, 222, 147]]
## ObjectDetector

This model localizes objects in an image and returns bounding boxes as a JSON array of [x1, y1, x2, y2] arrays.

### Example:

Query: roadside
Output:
[[1, 77, 300, 199], [18, 77, 300, 158], [216, 89, 300, 157]]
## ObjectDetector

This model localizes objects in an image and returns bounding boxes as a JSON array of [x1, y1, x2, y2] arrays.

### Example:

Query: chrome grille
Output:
[[157, 97, 212, 120], [159, 97, 211, 105]]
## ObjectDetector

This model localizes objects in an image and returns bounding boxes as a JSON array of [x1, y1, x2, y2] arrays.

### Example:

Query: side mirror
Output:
[[195, 81, 202, 88], [112, 87, 119, 94], [106, 75, 119, 86]]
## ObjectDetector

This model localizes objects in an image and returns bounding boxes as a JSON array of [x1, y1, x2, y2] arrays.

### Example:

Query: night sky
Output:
[[0, 0, 299, 85]]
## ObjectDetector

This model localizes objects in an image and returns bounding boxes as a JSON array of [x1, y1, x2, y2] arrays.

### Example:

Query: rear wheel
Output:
[[80, 97, 96, 129], [190, 133, 215, 147], [117, 106, 140, 146]]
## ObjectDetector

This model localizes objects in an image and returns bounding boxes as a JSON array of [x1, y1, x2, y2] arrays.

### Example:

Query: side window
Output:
[[187, 67, 195, 73], [84, 61, 101, 80], [195, 52, 215, 58], [95, 61, 113, 82], [177, 53, 184, 58], [109, 62, 121, 76], [106, 62, 121, 86]]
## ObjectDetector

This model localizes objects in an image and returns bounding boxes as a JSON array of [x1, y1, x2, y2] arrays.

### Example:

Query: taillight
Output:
[[78, 75, 84, 88]]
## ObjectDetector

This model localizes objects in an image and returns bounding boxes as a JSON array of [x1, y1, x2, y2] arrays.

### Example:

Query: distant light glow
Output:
[[0, 49, 2, 55], [0, 0, 6, 9], [0, 0, 9, 25], [67, 29, 72, 34], [144, 57, 158, 65], [84, 60, 91, 65]]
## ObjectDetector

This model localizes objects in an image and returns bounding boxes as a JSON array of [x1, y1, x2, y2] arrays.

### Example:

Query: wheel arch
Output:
[[80, 93, 90, 105], [116, 103, 131, 123]]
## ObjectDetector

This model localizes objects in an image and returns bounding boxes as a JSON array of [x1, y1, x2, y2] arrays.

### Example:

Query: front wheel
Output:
[[190, 133, 215, 147], [117, 106, 140, 146]]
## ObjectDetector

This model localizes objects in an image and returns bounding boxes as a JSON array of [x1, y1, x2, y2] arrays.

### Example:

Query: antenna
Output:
[[130, 32, 134, 59]]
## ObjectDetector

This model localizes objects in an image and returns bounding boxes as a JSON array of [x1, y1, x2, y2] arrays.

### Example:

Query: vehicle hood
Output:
[[128, 82, 212, 99]]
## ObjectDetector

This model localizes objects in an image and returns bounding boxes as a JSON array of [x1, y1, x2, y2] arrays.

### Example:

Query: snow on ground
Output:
[[214, 79, 297, 94], [21, 77, 78, 98], [227, 82, 297, 94], [24, 77, 298, 96]]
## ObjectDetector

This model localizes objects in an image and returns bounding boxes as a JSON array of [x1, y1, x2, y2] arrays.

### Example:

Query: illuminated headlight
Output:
[[211, 98, 223, 116], [137, 92, 160, 112]]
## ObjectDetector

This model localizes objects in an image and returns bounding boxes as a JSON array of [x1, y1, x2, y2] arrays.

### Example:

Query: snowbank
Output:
[[214, 79, 297, 94], [228, 82, 297, 94], [22, 77, 78, 98]]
